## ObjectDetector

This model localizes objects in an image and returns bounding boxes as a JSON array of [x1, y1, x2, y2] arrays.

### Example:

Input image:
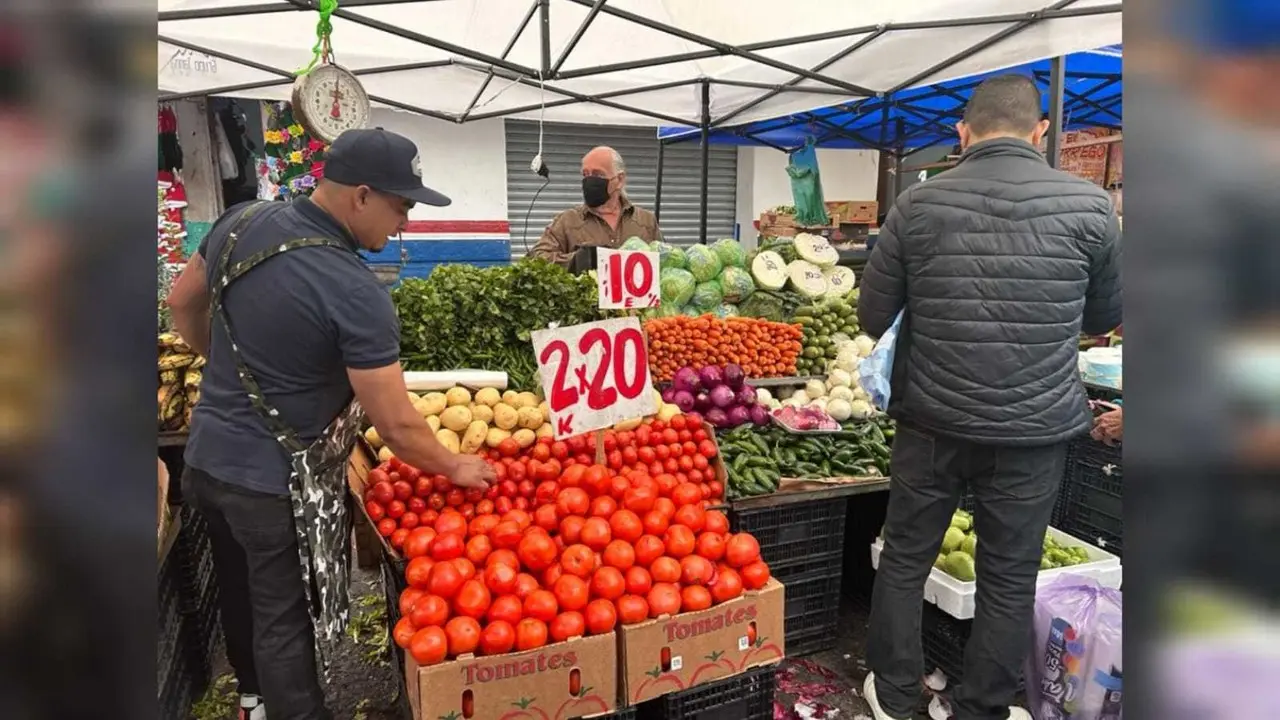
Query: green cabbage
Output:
[[718, 265, 756, 303], [656, 303, 685, 318], [690, 279, 724, 310], [621, 236, 651, 252], [713, 303, 738, 318], [659, 267, 696, 307], [710, 238, 747, 268], [650, 241, 687, 270], [685, 245, 723, 283]]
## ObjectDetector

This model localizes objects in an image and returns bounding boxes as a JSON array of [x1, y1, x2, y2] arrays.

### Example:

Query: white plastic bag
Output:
[[857, 309, 904, 411], [1026, 574, 1123, 720]]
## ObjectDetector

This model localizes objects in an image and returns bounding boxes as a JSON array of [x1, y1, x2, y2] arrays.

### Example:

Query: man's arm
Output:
[[857, 200, 909, 337], [528, 213, 575, 267], [167, 253, 212, 357], [336, 284, 493, 488], [348, 364, 494, 488], [1081, 211, 1123, 336]]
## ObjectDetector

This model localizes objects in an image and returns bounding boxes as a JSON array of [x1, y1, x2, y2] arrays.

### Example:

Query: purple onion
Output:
[[709, 385, 736, 409], [698, 365, 725, 389], [725, 405, 752, 428], [722, 363, 746, 390], [749, 405, 770, 426], [694, 392, 711, 411], [705, 407, 729, 428], [661, 387, 677, 403], [672, 390, 696, 412], [735, 386, 757, 407], [672, 367, 702, 394]]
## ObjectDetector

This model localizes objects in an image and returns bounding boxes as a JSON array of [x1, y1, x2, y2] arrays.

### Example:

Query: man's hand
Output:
[[447, 454, 496, 489], [1091, 409, 1123, 446]]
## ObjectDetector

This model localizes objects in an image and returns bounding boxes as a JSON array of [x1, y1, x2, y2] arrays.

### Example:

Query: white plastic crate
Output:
[[869, 525, 1122, 620]]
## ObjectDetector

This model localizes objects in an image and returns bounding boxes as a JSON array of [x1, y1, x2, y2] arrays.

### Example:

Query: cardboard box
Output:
[[825, 200, 877, 225], [404, 632, 619, 720], [347, 442, 405, 565], [618, 579, 785, 705]]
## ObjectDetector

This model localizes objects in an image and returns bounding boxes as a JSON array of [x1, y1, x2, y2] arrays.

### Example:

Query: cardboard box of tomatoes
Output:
[[404, 632, 619, 720], [618, 578, 785, 705]]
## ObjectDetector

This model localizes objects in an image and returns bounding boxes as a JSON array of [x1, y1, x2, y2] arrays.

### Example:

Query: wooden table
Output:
[[730, 477, 890, 511]]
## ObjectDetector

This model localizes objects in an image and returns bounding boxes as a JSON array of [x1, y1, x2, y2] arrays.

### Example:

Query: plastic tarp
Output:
[[658, 45, 1121, 150], [159, 0, 1121, 128]]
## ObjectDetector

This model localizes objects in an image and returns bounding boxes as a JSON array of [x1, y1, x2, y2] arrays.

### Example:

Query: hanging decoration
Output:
[[258, 101, 329, 200], [157, 182, 185, 331]]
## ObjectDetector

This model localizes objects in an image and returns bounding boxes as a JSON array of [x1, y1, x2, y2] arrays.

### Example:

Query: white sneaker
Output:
[[1005, 708, 1032, 720], [863, 672, 912, 720], [239, 694, 267, 720]]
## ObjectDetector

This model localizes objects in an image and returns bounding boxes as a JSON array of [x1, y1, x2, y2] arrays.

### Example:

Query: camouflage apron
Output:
[[210, 202, 364, 670]]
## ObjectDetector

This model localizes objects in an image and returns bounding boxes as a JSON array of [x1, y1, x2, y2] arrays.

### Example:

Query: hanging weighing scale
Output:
[[290, 2, 370, 144]]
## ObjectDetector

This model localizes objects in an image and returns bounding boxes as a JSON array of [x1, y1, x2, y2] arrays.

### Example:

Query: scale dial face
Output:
[[291, 63, 371, 143]]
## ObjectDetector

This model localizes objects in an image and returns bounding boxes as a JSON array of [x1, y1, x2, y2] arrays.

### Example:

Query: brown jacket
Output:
[[530, 198, 664, 267]]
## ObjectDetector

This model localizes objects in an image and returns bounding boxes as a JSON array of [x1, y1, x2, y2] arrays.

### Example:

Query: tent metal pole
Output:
[[894, 118, 907, 198], [557, 0, 877, 96], [699, 79, 711, 244], [157, 35, 461, 122], [277, 0, 540, 78], [889, 0, 1082, 95], [465, 78, 700, 121], [1046, 55, 1066, 168], [538, 0, 551, 76], [711, 79, 849, 96], [460, 1, 541, 121], [655, 139, 665, 223], [551, 0, 608, 76], [548, 5, 1118, 82], [710, 27, 887, 128], [160, 58, 453, 100], [452, 60, 698, 126]]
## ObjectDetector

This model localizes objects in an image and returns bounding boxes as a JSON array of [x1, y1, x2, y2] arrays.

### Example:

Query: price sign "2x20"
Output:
[[530, 317, 658, 439]]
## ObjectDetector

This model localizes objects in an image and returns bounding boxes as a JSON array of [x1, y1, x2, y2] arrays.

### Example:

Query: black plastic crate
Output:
[[638, 663, 778, 720], [1058, 438, 1123, 555], [783, 611, 839, 657], [922, 603, 971, 684], [175, 505, 218, 614], [730, 498, 847, 580]]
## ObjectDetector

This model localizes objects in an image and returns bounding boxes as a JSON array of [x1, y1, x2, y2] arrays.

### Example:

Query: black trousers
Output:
[[866, 424, 1067, 720], [183, 467, 331, 720]]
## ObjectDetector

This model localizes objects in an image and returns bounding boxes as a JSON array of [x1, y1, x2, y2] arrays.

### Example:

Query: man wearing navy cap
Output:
[[167, 127, 494, 719]]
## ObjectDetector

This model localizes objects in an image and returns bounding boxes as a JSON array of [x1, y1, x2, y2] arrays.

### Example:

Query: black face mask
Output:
[[582, 176, 611, 208]]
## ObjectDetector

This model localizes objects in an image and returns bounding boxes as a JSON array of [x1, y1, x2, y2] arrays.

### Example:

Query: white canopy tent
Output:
[[159, 0, 1122, 130]]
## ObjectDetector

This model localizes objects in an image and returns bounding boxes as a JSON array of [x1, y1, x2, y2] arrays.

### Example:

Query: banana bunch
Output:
[[158, 333, 204, 431]]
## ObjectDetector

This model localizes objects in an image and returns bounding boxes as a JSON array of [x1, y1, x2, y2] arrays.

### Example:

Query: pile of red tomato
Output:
[[362, 414, 770, 668]]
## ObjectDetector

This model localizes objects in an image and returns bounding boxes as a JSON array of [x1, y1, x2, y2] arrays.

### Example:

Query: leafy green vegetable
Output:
[[685, 245, 723, 282], [719, 266, 756, 303], [659, 267, 696, 306], [690, 279, 724, 310], [652, 241, 687, 270], [710, 238, 747, 268], [393, 260, 602, 391]]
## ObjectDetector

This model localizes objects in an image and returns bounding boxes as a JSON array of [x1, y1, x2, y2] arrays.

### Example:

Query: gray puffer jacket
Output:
[[858, 138, 1122, 446]]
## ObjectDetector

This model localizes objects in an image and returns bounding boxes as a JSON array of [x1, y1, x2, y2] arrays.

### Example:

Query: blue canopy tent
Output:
[[653, 46, 1121, 225], [657, 46, 1121, 152]]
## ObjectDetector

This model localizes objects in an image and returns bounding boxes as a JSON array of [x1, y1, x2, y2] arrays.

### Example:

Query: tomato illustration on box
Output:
[[405, 633, 618, 720], [619, 579, 785, 704]]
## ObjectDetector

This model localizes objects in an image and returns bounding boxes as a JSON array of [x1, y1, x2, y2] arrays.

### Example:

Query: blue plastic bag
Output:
[[857, 310, 904, 411]]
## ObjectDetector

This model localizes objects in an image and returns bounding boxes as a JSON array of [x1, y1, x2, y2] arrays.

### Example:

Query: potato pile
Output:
[[363, 387, 552, 461]]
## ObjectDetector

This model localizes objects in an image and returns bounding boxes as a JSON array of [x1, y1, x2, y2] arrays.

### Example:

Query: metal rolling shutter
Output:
[[506, 120, 737, 260]]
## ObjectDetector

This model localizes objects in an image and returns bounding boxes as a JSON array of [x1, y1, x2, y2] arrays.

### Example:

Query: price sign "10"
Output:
[[597, 249, 660, 309], [530, 317, 658, 439]]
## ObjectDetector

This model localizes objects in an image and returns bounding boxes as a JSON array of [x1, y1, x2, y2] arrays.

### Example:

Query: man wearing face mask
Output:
[[855, 75, 1122, 720], [530, 145, 664, 267], [166, 127, 495, 720]]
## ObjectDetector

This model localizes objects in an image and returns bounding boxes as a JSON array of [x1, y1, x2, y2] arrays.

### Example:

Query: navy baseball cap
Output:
[[323, 127, 452, 207]]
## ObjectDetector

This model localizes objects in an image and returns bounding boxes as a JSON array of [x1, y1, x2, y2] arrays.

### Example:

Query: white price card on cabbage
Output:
[[596, 249, 660, 309], [531, 317, 658, 439]]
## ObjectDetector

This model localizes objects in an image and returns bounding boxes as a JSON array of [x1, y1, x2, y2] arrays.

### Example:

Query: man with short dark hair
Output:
[[857, 75, 1122, 720], [166, 128, 495, 720]]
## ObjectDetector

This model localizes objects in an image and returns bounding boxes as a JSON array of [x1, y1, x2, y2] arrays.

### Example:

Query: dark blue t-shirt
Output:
[[184, 198, 400, 494]]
